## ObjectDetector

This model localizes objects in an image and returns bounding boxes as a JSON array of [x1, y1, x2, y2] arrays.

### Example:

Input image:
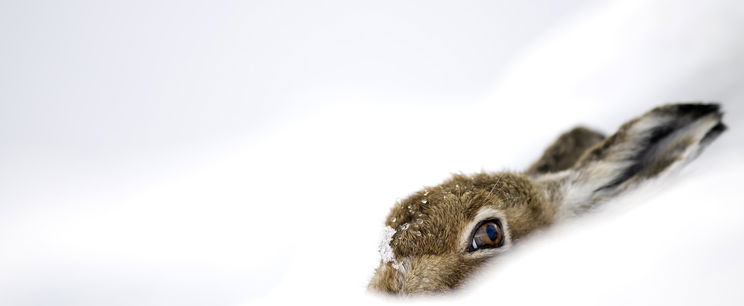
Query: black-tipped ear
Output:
[[700, 121, 727, 146], [552, 103, 725, 215]]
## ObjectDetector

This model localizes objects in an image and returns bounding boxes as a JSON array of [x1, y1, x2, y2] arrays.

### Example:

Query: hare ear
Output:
[[526, 126, 605, 176], [548, 104, 726, 216]]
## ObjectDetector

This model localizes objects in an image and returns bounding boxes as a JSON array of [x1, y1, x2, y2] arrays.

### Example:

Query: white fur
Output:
[[552, 110, 723, 220]]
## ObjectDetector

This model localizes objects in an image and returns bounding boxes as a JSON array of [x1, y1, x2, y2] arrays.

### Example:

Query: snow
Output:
[[1, 0, 744, 305], [377, 226, 398, 271]]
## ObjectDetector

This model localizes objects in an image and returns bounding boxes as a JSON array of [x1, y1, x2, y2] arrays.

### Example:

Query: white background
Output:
[[1, 0, 743, 305]]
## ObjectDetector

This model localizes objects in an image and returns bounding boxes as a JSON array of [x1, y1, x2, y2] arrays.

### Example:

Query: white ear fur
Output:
[[543, 104, 725, 219]]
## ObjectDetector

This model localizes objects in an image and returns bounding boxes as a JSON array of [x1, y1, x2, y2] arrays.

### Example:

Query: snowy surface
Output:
[[1, 0, 743, 305]]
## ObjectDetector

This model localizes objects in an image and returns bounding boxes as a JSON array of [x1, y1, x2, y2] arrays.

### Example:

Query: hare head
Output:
[[368, 104, 726, 294]]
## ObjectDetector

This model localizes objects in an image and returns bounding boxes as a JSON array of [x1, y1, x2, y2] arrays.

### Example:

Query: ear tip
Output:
[[667, 103, 721, 116], [661, 103, 727, 144], [649, 103, 725, 124], [700, 122, 727, 146], [714, 122, 727, 132]]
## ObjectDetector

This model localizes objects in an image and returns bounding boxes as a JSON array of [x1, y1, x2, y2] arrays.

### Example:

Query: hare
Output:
[[368, 103, 726, 294]]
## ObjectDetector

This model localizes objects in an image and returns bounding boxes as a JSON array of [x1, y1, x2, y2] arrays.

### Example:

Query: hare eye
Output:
[[467, 219, 504, 252]]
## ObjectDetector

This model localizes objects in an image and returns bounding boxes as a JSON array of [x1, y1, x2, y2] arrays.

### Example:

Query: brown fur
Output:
[[369, 103, 726, 294], [527, 126, 606, 175]]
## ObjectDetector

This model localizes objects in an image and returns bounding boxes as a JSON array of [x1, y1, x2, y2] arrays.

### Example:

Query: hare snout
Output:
[[369, 254, 477, 294]]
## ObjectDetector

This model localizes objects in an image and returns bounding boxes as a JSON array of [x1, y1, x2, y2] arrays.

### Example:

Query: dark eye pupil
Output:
[[486, 224, 497, 241], [467, 219, 504, 252]]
